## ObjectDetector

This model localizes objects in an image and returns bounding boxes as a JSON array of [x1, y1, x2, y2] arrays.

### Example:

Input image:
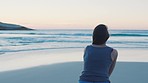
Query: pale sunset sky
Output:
[[0, 0, 148, 29]]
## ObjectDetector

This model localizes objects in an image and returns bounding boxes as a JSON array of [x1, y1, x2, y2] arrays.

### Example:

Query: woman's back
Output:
[[80, 45, 113, 82]]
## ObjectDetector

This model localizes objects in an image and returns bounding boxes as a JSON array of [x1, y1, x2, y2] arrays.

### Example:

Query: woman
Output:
[[79, 24, 118, 83]]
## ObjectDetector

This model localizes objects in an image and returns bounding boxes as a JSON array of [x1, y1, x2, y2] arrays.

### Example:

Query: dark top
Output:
[[80, 45, 113, 82]]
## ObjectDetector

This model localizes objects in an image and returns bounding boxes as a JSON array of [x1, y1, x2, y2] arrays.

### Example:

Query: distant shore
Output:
[[0, 22, 33, 30]]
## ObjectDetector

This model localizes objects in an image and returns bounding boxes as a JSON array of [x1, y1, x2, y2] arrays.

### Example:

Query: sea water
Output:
[[0, 29, 148, 53]]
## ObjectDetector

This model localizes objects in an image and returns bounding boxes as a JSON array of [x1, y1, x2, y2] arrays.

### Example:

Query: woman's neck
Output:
[[92, 44, 107, 47]]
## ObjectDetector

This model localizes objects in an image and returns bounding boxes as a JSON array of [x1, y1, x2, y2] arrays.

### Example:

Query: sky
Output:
[[0, 0, 148, 29]]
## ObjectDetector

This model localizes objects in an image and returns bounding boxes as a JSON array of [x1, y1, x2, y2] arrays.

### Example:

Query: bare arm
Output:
[[109, 49, 118, 76]]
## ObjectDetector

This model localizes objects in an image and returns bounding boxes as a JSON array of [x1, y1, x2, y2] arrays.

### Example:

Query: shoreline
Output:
[[0, 48, 148, 72], [0, 48, 83, 72]]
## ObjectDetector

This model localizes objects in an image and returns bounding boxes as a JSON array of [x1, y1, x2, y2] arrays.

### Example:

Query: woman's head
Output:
[[92, 24, 109, 45]]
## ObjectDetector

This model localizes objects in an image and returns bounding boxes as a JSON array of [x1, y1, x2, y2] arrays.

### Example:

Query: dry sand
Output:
[[0, 61, 148, 83], [0, 48, 148, 83]]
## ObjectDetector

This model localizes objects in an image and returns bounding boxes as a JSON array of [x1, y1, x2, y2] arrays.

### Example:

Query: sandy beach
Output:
[[0, 48, 148, 83], [1, 0, 148, 82]]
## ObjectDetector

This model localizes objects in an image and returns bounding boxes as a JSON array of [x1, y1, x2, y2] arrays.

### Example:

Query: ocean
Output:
[[0, 29, 148, 53]]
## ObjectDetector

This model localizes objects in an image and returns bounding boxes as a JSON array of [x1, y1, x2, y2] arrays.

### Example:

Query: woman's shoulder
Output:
[[111, 48, 118, 61], [86, 45, 93, 48]]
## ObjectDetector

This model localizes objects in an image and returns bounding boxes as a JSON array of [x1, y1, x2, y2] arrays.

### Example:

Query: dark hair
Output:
[[92, 24, 109, 45]]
